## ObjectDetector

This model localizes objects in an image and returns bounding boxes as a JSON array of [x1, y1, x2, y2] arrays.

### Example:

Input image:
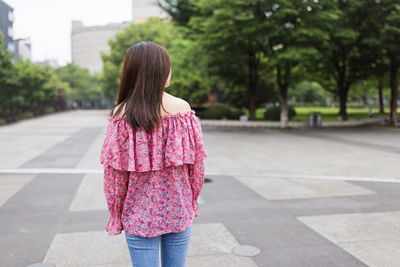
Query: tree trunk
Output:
[[389, 56, 398, 126], [280, 84, 288, 128], [276, 64, 289, 128], [332, 46, 350, 121], [338, 88, 348, 121], [378, 77, 384, 114], [249, 92, 256, 120], [247, 50, 258, 121]]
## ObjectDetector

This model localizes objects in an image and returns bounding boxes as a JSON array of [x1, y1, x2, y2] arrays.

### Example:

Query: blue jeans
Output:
[[125, 224, 192, 267]]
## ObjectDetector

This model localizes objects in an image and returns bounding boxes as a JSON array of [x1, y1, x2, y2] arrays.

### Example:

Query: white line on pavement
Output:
[[0, 168, 102, 174], [229, 173, 400, 183], [0, 169, 399, 183]]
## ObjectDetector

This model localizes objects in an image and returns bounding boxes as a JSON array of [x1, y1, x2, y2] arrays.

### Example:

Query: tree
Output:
[[13, 59, 59, 115], [380, 2, 400, 125], [101, 18, 177, 99], [167, 36, 209, 105], [0, 32, 19, 117], [169, 0, 324, 126], [349, 0, 390, 115], [350, 0, 400, 125], [187, 0, 271, 121], [289, 81, 328, 106], [303, 0, 370, 121], [158, 0, 197, 27], [54, 62, 102, 106], [1, 33, 66, 122], [262, 0, 324, 126], [101, 17, 209, 105]]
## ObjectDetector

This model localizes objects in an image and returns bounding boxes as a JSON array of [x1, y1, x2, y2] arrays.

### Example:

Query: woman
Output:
[[100, 41, 208, 267]]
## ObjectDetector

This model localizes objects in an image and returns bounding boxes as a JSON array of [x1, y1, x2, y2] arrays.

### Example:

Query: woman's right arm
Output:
[[188, 158, 205, 217]]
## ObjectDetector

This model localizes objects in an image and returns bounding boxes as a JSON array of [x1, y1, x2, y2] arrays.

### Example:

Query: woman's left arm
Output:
[[103, 165, 129, 235]]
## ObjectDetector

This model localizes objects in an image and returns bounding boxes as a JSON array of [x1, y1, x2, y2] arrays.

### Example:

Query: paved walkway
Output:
[[0, 110, 399, 267]]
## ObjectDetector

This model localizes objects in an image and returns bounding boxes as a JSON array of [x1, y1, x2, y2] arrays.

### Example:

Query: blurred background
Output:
[[1, 0, 399, 127]]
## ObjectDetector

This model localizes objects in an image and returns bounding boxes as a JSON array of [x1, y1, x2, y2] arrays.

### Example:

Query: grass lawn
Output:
[[248, 106, 394, 122], [292, 107, 389, 122]]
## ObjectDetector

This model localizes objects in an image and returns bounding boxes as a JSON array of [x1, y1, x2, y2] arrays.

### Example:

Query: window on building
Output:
[[8, 11, 15, 23]]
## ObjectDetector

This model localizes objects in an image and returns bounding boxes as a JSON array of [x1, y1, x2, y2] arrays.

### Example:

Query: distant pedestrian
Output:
[[100, 41, 208, 267]]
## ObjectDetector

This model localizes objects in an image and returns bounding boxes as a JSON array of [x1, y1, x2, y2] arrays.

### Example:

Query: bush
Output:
[[44, 106, 55, 114], [198, 103, 243, 119], [15, 111, 34, 121], [264, 106, 296, 121]]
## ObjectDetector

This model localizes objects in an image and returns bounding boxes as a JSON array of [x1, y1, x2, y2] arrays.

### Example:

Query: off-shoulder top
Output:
[[100, 110, 208, 238]]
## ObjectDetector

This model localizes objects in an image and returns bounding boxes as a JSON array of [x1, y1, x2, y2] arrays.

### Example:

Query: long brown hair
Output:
[[110, 41, 171, 133]]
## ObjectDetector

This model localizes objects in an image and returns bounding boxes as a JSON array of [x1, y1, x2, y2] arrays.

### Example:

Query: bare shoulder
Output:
[[162, 92, 192, 114], [177, 98, 192, 113]]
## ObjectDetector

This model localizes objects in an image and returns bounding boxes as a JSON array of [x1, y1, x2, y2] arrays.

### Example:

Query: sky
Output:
[[4, 0, 132, 66]]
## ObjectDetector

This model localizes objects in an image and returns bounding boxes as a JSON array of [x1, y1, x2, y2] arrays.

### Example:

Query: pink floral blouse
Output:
[[100, 110, 208, 238]]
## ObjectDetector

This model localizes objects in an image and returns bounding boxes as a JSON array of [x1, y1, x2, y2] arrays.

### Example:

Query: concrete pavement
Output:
[[0, 110, 399, 266]]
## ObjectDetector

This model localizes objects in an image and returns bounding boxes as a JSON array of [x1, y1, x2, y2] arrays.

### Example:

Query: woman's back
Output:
[[100, 98, 207, 238]]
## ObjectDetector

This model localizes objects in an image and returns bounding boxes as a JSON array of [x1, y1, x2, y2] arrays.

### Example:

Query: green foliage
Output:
[[54, 62, 102, 102], [1, 58, 62, 118], [101, 17, 209, 105], [304, 0, 387, 120], [15, 111, 34, 121], [167, 33, 209, 105], [350, 0, 400, 124], [2, 1, 400, 125], [157, 0, 197, 27], [0, 32, 67, 123], [0, 32, 18, 113], [13, 60, 58, 108], [264, 105, 296, 121], [197, 103, 243, 119], [349, 78, 389, 102], [101, 18, 177, 99], [289, 81, 328, 106], [186, 0, 275, 119]]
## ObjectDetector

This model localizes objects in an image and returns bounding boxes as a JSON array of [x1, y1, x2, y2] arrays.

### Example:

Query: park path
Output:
[[0, 110, 399, 266]]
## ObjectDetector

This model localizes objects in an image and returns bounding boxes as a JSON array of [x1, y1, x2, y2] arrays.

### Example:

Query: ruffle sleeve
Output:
[[103, 166, 129, 235], [100, 110, 208, 172]]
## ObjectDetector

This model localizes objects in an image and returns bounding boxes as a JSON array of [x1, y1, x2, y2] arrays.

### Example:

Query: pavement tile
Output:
[[253, 245, 367, 267], [272, 193, 400, 217], [43, 223, 257, 267], [189, 223, 242, 257], [76, 131, 107, 170], [339, 239, 400, 267], [20, 127, 103, 169], [0, 174, 34, 207], [69, 173, 107, 211], [234, 176, 374, 200], [187, 254, 258, 267], [43, 231, 131, 267], [348, 180, 400, 200], [297, 211, 400, 243]]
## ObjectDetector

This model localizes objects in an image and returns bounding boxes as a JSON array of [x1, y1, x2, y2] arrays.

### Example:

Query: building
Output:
[[132, 0, 168, 23], [35, 58, 59, 68], [71, 20, 131, 74], [0, 1, 32, 62], [13, 37, 31, 61], [0, 0, 15, 54]]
